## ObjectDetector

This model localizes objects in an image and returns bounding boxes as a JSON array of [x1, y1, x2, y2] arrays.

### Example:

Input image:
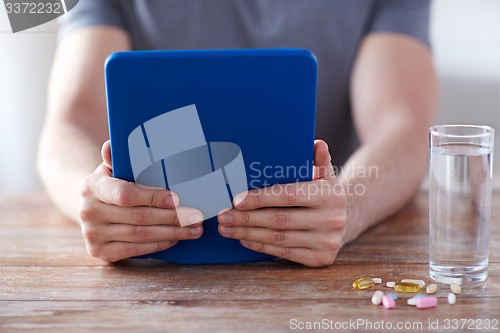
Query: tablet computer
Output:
[[105, 48, 317, 264]]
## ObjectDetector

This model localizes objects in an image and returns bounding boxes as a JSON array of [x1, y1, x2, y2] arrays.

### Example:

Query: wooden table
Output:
[[0, 192, 499, 333]]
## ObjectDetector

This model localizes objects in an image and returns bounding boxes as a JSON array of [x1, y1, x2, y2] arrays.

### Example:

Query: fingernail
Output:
[[190, 227, 202, 236], [218, 211, 233, 225], [233, 193, 246, 208], [220, 226, 233, 234], [165, 195, 174, 208], [188, 211, 204, 225], [165, 193, 179, 208]]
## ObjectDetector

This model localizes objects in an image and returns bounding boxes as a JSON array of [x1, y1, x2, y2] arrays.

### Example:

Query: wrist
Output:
[[337, 179, 363, 245]]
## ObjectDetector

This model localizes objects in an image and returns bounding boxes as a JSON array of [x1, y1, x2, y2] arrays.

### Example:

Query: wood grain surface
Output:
[[0, 192, 499, 333]]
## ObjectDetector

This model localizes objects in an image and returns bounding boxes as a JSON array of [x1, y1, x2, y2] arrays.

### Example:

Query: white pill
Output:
[[406, 294, 425, 305], [434, 277, 462, 285], [448, 292, 456, 304], [450, 284, 461, 294], [407, 294, 425, 306], [407, 298, 417, 306], [371, 290, 384, 305], [372, 278, 382, 284], [426, 284, 437, 294], [401, 279, 426, 288], [386, 281, 395, 288]]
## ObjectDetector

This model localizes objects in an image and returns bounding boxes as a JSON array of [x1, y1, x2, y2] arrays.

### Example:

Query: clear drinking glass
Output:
[[429, 125, 494, 284]]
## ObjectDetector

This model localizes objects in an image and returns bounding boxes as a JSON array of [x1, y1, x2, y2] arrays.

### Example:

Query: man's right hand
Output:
[[78, 140, 204, 262]]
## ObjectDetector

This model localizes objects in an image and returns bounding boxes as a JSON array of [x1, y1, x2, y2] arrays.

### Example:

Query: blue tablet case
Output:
[[105, 49, 317, 264]]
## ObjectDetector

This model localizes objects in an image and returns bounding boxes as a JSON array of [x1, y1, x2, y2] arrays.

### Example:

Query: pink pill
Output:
[[416, 296, 438, 309], [382, 295, 396, 309]]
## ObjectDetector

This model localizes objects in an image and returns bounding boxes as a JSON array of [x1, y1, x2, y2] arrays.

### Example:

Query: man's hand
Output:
[[217, 140, 347, 267], [78, 141, 204, 262]]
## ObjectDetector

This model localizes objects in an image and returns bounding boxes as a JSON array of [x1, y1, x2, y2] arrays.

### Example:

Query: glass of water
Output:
[[429, 125, 494, 284]]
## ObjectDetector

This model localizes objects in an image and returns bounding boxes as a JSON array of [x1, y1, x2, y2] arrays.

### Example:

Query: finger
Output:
[[94, 175, 179, 209], [232, 180, 332, 210], [313, 139, 336, 180], [80, 200, 202, 226], [101, 140, 112, 170], [218, 207, 315, 230], [101, 223, 203, 243], [88, 240, 178, 262], [239, 240, 332, 267], [219, 225, 318, 248]]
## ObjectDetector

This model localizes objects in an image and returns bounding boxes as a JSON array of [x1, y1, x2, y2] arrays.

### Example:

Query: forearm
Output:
[[38, 27, 130, 222], [338, 123, 428, 243], [343, 33, 437, 243], [38, 119, 104, 222]]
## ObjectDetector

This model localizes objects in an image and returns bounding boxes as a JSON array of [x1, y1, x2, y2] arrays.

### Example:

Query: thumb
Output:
[[313, 139, 335, 180], [101, 140, 112, 170]]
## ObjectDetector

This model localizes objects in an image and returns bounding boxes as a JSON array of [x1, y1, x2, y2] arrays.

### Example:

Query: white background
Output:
[[1, 0, 499, 193]]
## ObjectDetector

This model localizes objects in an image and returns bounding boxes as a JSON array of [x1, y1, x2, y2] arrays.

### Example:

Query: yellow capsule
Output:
[[394, 282, 421, 293], [353, 277, 375, 290]]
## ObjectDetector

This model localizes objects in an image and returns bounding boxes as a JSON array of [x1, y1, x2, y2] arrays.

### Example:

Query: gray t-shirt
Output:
[[59, 0, 430, 167]]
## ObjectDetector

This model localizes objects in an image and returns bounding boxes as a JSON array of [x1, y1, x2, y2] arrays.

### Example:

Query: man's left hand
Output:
[[218, 140, 347, 267]]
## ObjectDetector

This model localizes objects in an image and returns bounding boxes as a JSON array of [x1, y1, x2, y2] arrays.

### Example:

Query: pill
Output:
[[382, 295, 396, 309], [385, 293, 398, 300], [426, 284, 437, 294], [407, 294, 426, 305], [394, 282, 421, 293], [372, 278, 382, 284], [448, 292, 456, 305], [371, 290, 384, 305], [401, 279, 426, 288], [353, 277, 375, 290], [434, 277, 462, 285], [416, 296, 438, 309], [386, 281, 396, 288], [450, 284, 461, 294]]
